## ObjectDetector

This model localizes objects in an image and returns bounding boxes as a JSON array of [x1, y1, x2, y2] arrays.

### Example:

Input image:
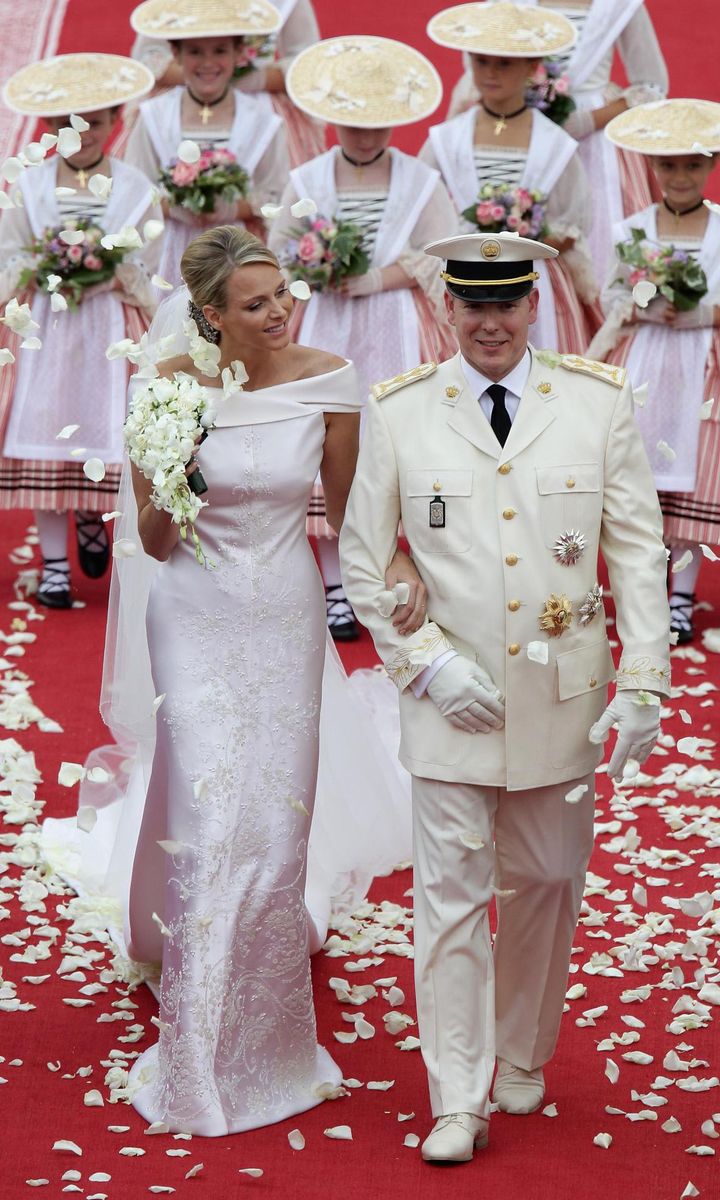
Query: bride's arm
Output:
[[132, 463, 183, 561], [385, 547, 428, 636], [320, 410, 360, 534]]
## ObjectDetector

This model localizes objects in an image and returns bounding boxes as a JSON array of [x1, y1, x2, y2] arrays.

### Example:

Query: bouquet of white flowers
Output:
[[124, 373, 219, 565]]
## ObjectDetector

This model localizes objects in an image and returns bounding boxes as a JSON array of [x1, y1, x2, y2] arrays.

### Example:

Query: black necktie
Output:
[[487, 383, 511, 448]]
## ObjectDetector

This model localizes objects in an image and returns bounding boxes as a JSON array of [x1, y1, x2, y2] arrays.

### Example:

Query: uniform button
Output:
[[589, 676, 598, 688], [566, 477, 576, 489], [498, 463, 512, 475], [508, 599, 521, 612], [502, 508, 516, 520], [433, 481, 442, 492], [505, 553, 518, 566], [508, 643, 521, 656]]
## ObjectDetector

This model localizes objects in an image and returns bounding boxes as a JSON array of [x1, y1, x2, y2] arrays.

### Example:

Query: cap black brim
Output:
[[445, 280, 535, 303]]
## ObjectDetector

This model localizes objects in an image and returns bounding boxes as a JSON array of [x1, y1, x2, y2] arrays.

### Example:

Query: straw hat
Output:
[[425, 232, 557, 302], [286, 36, 443, 128], [605, 99, 720, 156], [427, 2, 576, 58], [3, 54, 155, 117], [130, 0, 281, 39]]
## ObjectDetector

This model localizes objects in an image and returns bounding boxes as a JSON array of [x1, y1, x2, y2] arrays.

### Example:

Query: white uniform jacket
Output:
[[339, 348, 671, 791]]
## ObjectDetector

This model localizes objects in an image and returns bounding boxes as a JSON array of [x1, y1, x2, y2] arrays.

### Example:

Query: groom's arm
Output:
[[339, 395, 453, 691]]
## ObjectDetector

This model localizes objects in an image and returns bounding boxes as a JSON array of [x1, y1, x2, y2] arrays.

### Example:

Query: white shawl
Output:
[[4, 157, 154, 463], [140, 85, 280, 178]]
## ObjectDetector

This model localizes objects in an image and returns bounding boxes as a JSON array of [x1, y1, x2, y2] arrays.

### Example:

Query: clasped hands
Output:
[[427, 656, 505, 734]]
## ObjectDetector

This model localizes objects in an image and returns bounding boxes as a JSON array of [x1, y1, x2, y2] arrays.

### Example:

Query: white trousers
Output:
[[411, 772, 596, 1118]]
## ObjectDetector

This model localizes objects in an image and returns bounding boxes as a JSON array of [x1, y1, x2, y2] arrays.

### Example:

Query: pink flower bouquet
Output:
[[159, 148, 249, 216], [234, 34, 275, 79], [525, 60, 576, 127], [615, 228, 708, 311], [18, 219, 125, 310], [462, 184, 549, 239], [281, 214, 369, 291]]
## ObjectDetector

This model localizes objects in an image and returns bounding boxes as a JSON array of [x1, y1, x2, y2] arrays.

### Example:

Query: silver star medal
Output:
[[553, 530, 587, 566], [579, 583, 603, 625]]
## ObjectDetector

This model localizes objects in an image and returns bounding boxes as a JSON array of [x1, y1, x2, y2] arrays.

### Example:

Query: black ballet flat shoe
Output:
[[36, 558, 72, 610], [326, 584, 359, 642], [75, 512, 110, 579], [669, 590, 695, 645]]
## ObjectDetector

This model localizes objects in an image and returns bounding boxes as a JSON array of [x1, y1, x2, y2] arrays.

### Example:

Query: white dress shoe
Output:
[[421, 1112, 489, 1163], [492, 1058, 545, 1114]]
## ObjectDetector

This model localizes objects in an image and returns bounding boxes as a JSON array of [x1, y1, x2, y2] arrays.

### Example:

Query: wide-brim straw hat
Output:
[[130, 0, 282, 39], [3, 54, 155, 117], [286, 35, 443, 128], [427, 2, 576, 58], [606, 99, 720, 156]]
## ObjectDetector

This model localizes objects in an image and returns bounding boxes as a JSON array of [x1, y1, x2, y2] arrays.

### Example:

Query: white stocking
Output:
[[34, 510, 69, 565], [669, 541, 701, 604], [316, 536, 342, 589]]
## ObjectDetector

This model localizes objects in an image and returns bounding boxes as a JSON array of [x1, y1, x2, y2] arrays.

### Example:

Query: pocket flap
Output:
[[557, 639, 616, 701], [536, 464, 600, 495], [406, 469, 473, 498]]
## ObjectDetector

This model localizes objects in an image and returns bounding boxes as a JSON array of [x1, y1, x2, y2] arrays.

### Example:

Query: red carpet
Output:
[[2, 3, 720, 1199]]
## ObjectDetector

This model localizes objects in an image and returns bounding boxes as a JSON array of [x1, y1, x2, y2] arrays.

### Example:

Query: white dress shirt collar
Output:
[[460, 349, 532, 403]]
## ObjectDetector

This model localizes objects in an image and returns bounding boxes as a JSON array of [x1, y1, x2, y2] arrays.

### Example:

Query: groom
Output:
[[339, 233, 670, 1163]]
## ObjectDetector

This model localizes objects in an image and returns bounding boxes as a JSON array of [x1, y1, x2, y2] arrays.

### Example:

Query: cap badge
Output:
[[481, 239, 501, 260], [538, 382, 552, 395], [445, 386, 459, 399]]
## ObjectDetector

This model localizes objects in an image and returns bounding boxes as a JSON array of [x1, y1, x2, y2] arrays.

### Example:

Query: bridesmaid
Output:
[[126, 0, 325, 166], [589, 100, 720, 644], [269, 35, 457, 640], [0, 54, 161, 608], [446, 0, 668, 281], [124, 0, 288, 286], [422, 2, 598, 356]]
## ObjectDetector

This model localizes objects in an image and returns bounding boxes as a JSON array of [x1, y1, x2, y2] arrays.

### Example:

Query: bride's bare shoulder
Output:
[[292, 346, 348, 380], [156, 354, 197, 379]]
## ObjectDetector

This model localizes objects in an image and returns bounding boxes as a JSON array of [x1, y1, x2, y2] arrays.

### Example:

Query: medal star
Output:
[[553, 530, 587, 566], [579, 583, 603, 625], [539, 593, 573, 638]]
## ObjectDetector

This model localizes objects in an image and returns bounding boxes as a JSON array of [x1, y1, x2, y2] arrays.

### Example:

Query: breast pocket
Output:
[[404, 469, 473, 555], [536, 464, 601, 550]]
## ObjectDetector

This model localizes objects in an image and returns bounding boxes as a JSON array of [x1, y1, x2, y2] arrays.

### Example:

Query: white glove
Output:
[[588, 689, 661, 782], [341, 267, 384, 298], [624, 83, 665, 108], [426, 655, 505, 734], [563, 108, 595, 141], [635, 296, 675, 324], [665, 302, 716, 330]]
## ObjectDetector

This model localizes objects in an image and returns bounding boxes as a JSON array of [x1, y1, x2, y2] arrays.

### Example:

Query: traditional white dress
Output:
[[590, 206, 720, 546], [41, 357, 412, 1134], [126, 0, 324, 167], [124, 86, 287, 286], [0, 156, 160, 511], [269, 146, 458, 536], [420, 107, 597, 354], [446, 0, 668, 280]]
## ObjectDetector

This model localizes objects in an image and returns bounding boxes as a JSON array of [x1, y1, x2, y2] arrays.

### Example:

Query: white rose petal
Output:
[[632, 280, 657, 308], [662, 1117, 682, 1133], [565, 784, 588, 805], [69, 114, 90, 132], [151, 275, 174, 290], [289, 280, 311, 301], [701, 544, 719, 562], [0, 191, 15, 210], [2, 157, 25, 183], [113, 538, 137, 559], [527, 640, 549, 665], [152, 693, 166, 715], [260, 203, 284, 220], [0, 348, 15, 366], [593, 1133, 612, 1149], [238, 1169, 263, 1178], [686, 1146, 715, 1156], [58, 762, 86, 787], [543, 1103, 559, 1117], [177, 140, 201, 164], [692, 141, 713, 157], [157, 840, 184, 855], [288, 1129, 305, 1150], [119, 1146, 145, 1156], [290, 197, 318, 218], [144, 219, 165, 242], [184, 1164, 203, 1179], [403, 1133, 420, 1148], [53, 1141, 82, 1156], [458, 830, 485, 850], [324, 1126, 352, 1141], [657, 440, 677, 462], [83, 457, 106, 483], [56, 424, 80, 440], [20, 336, 42, 350], [56, 128, 83, 158], [55, 186, 77, 197], [77, 807, 97, 833], [700, 397, 715, 420], [40, 133, 58, 151], [51, 292, 68, 313], [633, 382, 649, 408], [672, 548, 694, 574], [84, 1089, 104, 1107], [681, 1185, 700, 1198], [102, 510, 122, 522], [58, 227, 86, 246], [677, 736, 701, 757]]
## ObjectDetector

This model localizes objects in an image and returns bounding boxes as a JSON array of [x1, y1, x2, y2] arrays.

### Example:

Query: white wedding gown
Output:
[[42, 360, 411, 1136]]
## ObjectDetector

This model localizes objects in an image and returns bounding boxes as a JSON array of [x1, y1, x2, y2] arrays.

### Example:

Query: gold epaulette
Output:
[[371, 361, 438, 401], [560, 354, 626, 389]]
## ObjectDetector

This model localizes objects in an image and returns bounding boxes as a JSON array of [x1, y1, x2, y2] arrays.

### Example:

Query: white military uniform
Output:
[[340, 347, 670, 1118]]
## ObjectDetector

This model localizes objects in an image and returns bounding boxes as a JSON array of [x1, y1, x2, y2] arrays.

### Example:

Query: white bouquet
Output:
[[124, 373, 218, 565]]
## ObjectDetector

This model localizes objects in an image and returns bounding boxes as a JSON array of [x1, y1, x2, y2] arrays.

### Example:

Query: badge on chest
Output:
[[429, 496, 446, 528]]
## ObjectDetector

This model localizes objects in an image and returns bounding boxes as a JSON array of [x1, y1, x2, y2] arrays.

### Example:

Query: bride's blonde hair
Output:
[[181, 225, 280, 312]]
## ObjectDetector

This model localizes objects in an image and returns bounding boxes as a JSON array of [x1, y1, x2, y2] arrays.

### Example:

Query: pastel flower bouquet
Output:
[[159, 148, 249, 216], [234, 34, 275, 79], [18, 219, 125, 310], [282, 214, 370, 292], [615, 228, 708, 311], [462, 185, 549, 239], [525, 60, 576, 127]]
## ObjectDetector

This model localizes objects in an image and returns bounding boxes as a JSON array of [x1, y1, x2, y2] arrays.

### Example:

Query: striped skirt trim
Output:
[[547, 257, 595, 356]]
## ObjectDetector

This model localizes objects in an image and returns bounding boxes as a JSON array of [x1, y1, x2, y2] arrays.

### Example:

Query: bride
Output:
[[43, 226, 424, 1136]]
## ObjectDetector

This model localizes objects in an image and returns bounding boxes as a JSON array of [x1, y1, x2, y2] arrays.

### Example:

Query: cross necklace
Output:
[[70, 154, 106, 189], [186, 85, 231, 126], [481, 101, 529, 137]]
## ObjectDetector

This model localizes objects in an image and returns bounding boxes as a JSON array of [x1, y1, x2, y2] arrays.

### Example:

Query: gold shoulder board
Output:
[[371, 361, 438, 401], [560, 354, 626, 389]]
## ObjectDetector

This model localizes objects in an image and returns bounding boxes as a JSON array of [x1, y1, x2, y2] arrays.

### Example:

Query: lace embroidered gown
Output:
[[125, 371, 358, 1134]]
